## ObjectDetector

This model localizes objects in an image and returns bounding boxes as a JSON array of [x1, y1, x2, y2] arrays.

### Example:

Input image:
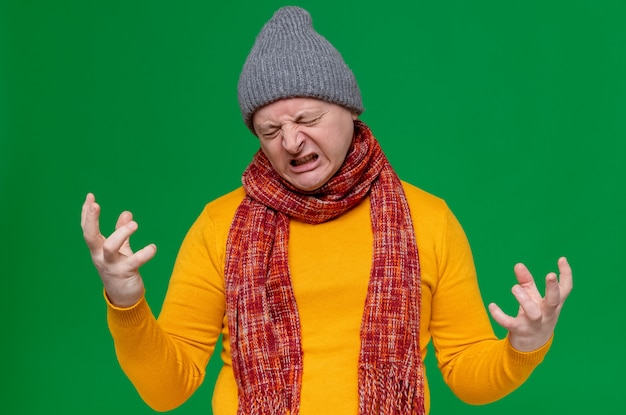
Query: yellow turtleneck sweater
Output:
[[106, 182, 550, 414]]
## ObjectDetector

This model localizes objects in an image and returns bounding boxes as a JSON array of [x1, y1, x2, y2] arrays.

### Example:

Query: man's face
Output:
[[252, 97, 357, 192]]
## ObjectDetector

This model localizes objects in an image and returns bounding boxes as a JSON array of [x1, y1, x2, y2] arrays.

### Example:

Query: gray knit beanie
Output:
[[238, 6, 364, 133]]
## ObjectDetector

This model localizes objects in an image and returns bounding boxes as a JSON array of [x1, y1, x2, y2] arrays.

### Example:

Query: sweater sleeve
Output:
[[106, 205, 227, 412], [430, 206, 551, 405]]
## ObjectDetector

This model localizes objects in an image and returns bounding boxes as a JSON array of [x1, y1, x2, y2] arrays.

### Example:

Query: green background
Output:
[[2, 0, 624, 413]]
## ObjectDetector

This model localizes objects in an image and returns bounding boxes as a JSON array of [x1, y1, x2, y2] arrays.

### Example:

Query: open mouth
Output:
[[290, 154, 318, 167]]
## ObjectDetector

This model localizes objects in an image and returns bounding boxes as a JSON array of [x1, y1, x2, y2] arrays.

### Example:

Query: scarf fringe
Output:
[[358, 364, 425, 415], [238, 391, 289, 415]]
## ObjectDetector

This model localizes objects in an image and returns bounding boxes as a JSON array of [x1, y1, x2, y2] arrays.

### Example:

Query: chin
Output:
[[285, 171, 334, 192], [292, 183, 321, 192], [289, 178, 326, 192]]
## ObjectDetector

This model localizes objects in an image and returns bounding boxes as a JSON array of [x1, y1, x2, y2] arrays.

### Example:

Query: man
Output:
[[81, 6, 572, 414]]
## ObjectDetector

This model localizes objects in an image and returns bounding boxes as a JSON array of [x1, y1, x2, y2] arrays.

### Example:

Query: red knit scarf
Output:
[[225, 121, 424, 414]]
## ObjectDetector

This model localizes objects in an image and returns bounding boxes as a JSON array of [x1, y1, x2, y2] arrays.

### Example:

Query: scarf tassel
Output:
[[358, 364, 425, 415], [238, 391, 289, 415]]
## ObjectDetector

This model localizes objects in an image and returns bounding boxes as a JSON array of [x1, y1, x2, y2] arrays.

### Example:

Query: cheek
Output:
[[334, 126, 354, 162], [259, 144, 270, 158], [259, 142, 284, 169]]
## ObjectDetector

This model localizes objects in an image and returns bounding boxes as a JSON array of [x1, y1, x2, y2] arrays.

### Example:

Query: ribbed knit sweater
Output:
[[106, 182, 550, 414]]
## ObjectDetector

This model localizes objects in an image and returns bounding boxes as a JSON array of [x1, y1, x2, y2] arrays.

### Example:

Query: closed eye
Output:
[[297, 115, 323, 126], [260, 129, 280, 139]]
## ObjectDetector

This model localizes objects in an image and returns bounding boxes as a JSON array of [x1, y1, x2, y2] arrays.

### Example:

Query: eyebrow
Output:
[[256, 108, 326, 131], [257, 122, 280, 130], [293, 111, 321, 122]]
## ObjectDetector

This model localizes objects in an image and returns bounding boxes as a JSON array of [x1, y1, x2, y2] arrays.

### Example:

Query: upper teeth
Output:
[[292, 154, 317, 166]]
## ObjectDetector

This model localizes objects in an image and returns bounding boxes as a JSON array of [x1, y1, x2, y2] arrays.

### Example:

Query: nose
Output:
[[282, 127, 305, 154]]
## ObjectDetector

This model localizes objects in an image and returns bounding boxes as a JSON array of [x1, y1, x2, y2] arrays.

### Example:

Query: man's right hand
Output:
[[81, 193, 156, 308]]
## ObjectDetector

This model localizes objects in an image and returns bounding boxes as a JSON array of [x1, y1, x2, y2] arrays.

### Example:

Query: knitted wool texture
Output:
[[237, 6, 363, 133], [224, 121, 425, 414]]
